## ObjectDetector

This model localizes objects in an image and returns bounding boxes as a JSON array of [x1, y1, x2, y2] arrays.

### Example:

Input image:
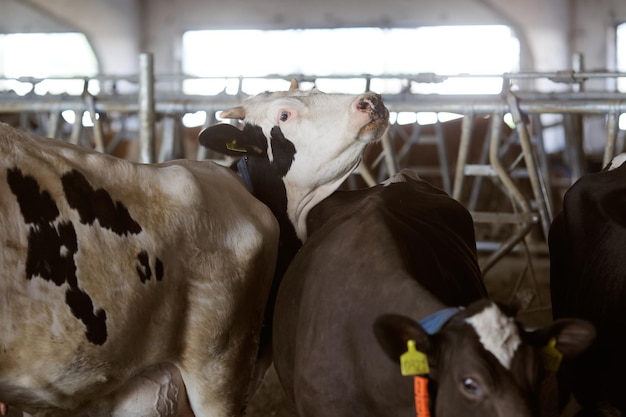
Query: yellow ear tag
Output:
[[541, 337, 563, 373], [400, 340, 429, 376], [226, 139, 247, 153]]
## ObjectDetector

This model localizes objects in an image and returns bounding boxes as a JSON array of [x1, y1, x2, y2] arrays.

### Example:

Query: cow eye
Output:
[[461, 377, 483, 398], [279, 111, 290, 122]]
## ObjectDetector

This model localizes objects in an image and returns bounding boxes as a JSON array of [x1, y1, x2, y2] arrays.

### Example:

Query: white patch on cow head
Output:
[[465, 303, 521, 369], [608, 153, 626, 171], [241, 88, 389, 241]]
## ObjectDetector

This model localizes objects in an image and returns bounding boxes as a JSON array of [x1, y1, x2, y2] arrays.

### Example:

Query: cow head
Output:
[[374, 299, 595, 417], [198, 80, 389, 243]]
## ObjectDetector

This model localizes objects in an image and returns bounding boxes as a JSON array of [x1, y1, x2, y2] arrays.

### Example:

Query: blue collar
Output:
[[237, 156, 254, 193], [419, 307, 461, 335]]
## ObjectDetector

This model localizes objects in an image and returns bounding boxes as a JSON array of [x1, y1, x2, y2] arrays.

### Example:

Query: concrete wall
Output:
[[1, 0, 625, 86]]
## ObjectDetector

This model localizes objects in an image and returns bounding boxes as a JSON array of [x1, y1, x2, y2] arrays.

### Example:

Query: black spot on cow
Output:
[[136, 250, 165, 283], [6, 167, 108, 345], [7, 168, 59, 223], [61, 169, 142, 236], [269, 126, 296, 177], [155, 257, 164, 281], [25, 221, 78, 287], [136, 250, 151, 283], [66, 287, 108, 345]]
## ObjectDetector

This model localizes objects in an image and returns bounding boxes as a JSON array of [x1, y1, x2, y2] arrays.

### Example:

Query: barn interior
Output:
[[1, 1, 625, 416]]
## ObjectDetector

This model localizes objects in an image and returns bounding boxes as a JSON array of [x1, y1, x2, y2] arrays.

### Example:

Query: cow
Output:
[[0, 121, 278, 417], [549, 152, 626, 416], [0, 81, 390, 417], [272, 168, 595, 417], [197, 82, 389, 387]]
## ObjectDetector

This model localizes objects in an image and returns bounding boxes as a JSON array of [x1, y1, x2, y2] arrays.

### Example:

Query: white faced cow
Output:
[[549, 153, 626, 416], [0, 81, 389, 417], [198, 82, 389, 387], [272, 169, 596, 417]]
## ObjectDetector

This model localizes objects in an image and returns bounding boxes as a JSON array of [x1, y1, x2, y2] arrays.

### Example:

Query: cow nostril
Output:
[[357, 98, 370, 111]]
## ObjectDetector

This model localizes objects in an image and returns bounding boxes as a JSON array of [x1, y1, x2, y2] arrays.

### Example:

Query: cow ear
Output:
[[220, 106, 246, 120], [550, 319, 596, 359], [531, 318, 596, 359], [198, 124, 264, 157], [374, 314, 432, 364]]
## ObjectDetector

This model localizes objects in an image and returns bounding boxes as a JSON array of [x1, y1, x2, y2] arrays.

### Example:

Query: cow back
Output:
[[0, 122, 279, 416], [273, 169, 486, 416], [549, 158, 626, 413]]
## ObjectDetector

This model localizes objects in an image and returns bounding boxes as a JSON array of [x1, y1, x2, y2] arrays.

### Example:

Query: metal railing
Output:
[[2, 53, 626, 277]]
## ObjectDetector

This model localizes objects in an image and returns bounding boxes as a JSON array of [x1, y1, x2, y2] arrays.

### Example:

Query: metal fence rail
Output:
[[2, 54, 626, 275]]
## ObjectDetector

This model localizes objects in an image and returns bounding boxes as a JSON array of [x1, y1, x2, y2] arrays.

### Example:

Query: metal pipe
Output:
[[380, 129, 398, 178], [605, 106, 620, 167], [434, 118, 451, 194], [571, 52, 585, 93], [488, 111, 531, 214], [138, 53, 156, 164], [506, 92, 552, 238], [2, 92, 626, 116], [4, 70, 626, 85], [82, 80, 104, 153], [452, 112, 474, 201]]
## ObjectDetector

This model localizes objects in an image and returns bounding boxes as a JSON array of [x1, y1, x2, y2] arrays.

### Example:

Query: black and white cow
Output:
[[0, 81, 389, 417], [0, 123, 277, 417], [273, 169, 595, 417], [549, 153, 626, 416], [198, 81, 389, 389]]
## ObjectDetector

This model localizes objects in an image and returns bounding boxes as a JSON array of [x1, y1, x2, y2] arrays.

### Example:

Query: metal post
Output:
[[139, 53, 156, 164], [506, 92, 552, 239], [567, 53, 586, 180], [381, 129, 399, 178], [605, 106, 620, 167], [452, 113, 474, 201]]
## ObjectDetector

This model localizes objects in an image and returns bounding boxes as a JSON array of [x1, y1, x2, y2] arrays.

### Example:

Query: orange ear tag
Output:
[[541, 337, 563, 373], [414, 376, 431, 417], [400, 340, 431, 417]]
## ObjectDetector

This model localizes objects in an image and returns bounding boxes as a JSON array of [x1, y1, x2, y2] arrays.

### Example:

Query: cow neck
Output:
[[238, 153, 301, 257], [236, 147, 303, 383], [285, 159, 360, 242], [419, 307, 461, 335]]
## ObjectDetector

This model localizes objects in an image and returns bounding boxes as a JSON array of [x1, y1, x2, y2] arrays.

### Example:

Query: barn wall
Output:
[[1, 0, 626, 87], [571, 0, 625, 71]]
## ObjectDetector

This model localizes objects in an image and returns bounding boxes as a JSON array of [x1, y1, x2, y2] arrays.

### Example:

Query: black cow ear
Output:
[[374, 314, 432, 365], [198, 124, 264, 156], [530, 318, 596, 359], [551, 319, 596, 359]]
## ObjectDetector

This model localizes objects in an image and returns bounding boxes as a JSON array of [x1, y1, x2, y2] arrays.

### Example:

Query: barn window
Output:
[[181, 26, 520, 96], [0, 33, 99, 95], [181, 26, 519, 127]]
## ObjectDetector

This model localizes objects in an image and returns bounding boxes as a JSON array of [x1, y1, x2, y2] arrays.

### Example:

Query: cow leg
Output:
[[106, 363, 195, 417], [177, 315, 263, 417], [179, 363, 249, 417], [0, 364, 194, 417]]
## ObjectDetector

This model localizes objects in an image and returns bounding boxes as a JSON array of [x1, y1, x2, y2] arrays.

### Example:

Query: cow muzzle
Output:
[[356, 93, 389, 121], [355, 93, 389, 142]]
